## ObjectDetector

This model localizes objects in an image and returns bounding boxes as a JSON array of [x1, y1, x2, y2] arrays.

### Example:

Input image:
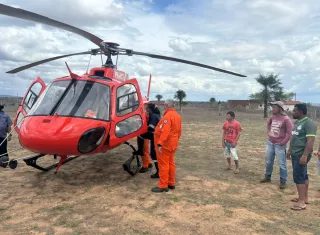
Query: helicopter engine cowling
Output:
[[18, 116, 109, 155]]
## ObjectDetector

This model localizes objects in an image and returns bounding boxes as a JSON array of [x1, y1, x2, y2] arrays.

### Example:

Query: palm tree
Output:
[[155, 94, 163, 102], [174, 90, 186, 110], [273, 87, 295, 101], [251, 73, 282, 118]]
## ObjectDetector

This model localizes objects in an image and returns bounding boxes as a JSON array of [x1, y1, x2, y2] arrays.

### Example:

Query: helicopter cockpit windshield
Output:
[[29, 80, 110, 121]]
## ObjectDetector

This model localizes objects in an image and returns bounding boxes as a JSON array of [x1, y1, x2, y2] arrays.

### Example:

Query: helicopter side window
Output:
[[116, 84, 139, 116], [16, 111, 25, 129], [23, 82, 43, 113], [115, 114, 143, 138]]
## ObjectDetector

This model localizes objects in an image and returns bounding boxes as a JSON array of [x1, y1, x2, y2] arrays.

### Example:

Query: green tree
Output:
[[273, 87, 295, 101], [209, 97, 216, 108], [174, 90, 187, 110], [155, 94, 163, 102], [209, 97, 216, 103], [249, 73, 282, 118]]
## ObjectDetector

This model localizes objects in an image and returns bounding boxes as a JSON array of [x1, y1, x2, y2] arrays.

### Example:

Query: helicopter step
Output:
[[122, 141, 143, 176], [22, 154, 80, 173]]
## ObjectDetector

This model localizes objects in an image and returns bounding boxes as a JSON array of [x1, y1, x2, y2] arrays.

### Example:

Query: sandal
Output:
[[291, 205, 306, 211], [291, 198, 309, 204]]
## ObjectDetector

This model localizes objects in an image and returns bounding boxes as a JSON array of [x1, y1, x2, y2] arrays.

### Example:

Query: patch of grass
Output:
[[132, 229, 151, 235], [0, 206, 8, 211], [168, 195, 180, 202]]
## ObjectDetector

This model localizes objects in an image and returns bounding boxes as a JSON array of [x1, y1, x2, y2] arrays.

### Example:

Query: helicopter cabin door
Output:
[[14, 77, 46, 133], [108, 80, 148, 148]]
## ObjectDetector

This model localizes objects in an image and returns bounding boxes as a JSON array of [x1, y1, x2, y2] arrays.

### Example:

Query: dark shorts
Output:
[[291, 155, 311, 184]]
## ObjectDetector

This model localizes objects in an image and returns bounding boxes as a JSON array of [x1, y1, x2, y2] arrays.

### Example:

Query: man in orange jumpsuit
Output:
[[152, 99, 182, 193], [141, 139, 152, 171]]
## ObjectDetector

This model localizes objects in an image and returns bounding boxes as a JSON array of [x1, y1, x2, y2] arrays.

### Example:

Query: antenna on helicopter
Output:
[[100, 54, 103, 66], [116, 54, 119, 70], [65, 62, 80, 79], [147, 74, 152, 100], [86, 54, 92, 74]]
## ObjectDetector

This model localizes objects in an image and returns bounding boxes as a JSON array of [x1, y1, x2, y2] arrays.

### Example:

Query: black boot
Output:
[[139, 163, 153, 173], [151, 162, 159, 178], [152, 187, 169, 193], [133, 136, 145, 156], [0, 155, 9, 168]]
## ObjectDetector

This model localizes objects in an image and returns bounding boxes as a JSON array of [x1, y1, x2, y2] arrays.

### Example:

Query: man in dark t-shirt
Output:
[[287, 103, 317, 211]]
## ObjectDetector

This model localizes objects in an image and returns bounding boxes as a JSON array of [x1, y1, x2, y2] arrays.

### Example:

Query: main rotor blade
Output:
[[124, 50, 247, 77], [0, 3, 104, 47], [7, 51, 94, 74]]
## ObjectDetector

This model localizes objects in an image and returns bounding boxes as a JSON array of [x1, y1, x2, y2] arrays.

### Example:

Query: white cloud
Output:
[[1, 0, 320, 103], [168, 38, 192, 52]]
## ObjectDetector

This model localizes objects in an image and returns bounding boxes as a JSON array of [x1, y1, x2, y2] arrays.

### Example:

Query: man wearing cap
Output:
[[260, 101, 293, 189]]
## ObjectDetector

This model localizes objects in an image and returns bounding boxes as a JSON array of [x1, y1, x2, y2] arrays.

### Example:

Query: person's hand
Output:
[[286, 150, 291, 160], [231, 142, 237, 148], [222, 142, 225, 148], [158, 145, 162, 153], [299, 155, 308, 165], [313, 151, 320, 160], [313, 151, 320, 156], [7, 134, 12, 141]]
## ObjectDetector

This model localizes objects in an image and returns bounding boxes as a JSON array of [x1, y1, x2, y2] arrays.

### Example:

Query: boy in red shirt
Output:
[[222, 111, 242, 173]]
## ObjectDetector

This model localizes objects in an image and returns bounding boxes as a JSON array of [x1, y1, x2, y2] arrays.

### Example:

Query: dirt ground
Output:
[[0, 107, 319, 235]]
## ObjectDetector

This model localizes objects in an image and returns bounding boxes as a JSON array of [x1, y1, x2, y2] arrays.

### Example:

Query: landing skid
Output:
[[8, 142, 141, 176], [22, 154, 80, 173], [122, 141, 142, 176]]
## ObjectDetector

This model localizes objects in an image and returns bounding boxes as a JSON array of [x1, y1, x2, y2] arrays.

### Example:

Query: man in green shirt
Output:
[[286, 103, 317, 210]]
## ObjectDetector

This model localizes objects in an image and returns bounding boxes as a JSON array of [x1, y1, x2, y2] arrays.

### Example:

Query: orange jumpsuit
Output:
[[141, 114, 151, 168], [154, 108, 182, 188], [142, 139, 151, 168]]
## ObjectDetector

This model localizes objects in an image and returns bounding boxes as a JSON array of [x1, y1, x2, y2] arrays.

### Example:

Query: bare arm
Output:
[[301, 119, 317, 164], [8, 125, 11, 133], [235, 123, 242, 143], [302, 136, 315, 157], [266, 117, 272, 135], [222, 130, 226, 147], [280, 119, 293, 146], [232, 124, 242, 147], [235, 132, 241, 143], [222, 130, 226, 143]]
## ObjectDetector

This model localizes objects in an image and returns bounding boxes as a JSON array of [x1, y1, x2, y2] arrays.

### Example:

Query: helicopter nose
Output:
[[18, 116, 109, 155]]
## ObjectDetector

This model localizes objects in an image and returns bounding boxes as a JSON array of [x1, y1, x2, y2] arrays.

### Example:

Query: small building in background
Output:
[[227, 99, 264, 110], [282, 101, 301, 112]]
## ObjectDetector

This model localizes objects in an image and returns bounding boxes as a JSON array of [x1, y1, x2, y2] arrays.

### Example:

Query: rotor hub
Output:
[[101, 42, 120, 49]]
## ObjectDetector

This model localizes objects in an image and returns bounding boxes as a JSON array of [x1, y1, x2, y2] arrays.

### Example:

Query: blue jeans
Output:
[[264, 140, 287, 183]]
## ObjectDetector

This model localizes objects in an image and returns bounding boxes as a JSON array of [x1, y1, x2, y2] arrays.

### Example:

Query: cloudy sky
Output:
[[0, 0, 320, 103]]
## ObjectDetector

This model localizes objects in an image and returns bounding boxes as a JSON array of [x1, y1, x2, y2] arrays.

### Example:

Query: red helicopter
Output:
[[0, 3, 247, 175]]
